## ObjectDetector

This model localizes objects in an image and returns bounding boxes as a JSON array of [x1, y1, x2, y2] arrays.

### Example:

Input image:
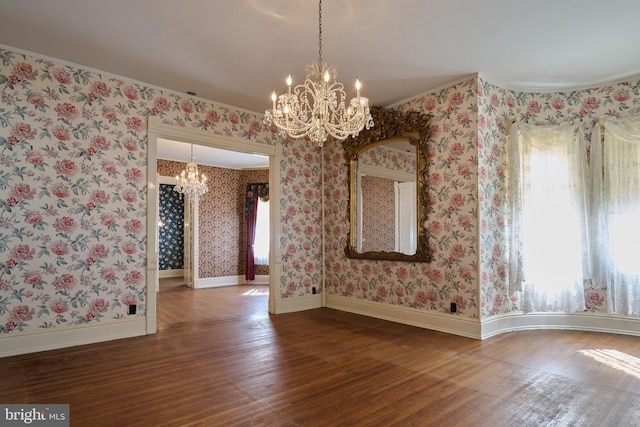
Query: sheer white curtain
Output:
[[509, 122, 590, 312], [253, 198, 270, 265], [592, 117, 640, 316]]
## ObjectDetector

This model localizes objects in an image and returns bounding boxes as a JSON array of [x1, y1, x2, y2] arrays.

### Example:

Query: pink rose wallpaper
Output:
[[0, 48, 288, 335], [1, 42, 640, 344], [324, 74, 640, 321]]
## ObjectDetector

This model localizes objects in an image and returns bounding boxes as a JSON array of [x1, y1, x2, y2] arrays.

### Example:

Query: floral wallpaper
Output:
[[0, 52, 150, 332], [279, 140, 324, 297], [198, 164, 243, 278], [476, 75, 640, 317], [324, 77, 480, 314], [359, 144, 416, 174], [0, 46, 317, 337], [361, 175, 395, 252], [158, 184, 184, 270]]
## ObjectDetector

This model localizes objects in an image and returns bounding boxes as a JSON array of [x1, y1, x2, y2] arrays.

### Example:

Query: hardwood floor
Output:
[[1, 282, 639, 426], [157, 278, 269, 331]]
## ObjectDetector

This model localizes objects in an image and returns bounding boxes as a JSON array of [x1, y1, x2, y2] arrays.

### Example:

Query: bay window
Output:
[[509, 117, 640, 316]]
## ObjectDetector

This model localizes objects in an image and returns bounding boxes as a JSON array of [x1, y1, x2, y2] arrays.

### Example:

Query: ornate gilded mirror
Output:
[[343, 107, 431, 262]]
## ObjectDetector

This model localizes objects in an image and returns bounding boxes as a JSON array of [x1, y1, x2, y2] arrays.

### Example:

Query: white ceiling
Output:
[[157, 138, 268, 169], [2, 0, 640, 166]]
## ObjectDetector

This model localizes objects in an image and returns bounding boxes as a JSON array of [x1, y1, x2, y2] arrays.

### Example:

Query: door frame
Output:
[[146, 118, 281, 334], [182, 190, 197, 288]]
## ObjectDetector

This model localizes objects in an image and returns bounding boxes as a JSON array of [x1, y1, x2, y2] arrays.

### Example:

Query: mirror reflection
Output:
[[355, 143, 416, 255], [343, 107, 431, 262]]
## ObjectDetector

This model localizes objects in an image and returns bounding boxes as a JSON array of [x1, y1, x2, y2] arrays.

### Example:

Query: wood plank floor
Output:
[[1, 282, 640, 426]]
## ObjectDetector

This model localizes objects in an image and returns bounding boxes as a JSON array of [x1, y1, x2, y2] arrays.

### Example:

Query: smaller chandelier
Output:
[[264, 0, 373, 146], [174, 144, 208, 200]]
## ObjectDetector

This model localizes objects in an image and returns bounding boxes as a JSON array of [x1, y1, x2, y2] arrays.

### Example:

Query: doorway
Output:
[[156, 162, 268, 290], [146, 118, 280, 334]]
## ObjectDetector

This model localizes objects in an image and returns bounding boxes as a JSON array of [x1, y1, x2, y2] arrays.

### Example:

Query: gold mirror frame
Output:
[[343, 106, 432, 262]]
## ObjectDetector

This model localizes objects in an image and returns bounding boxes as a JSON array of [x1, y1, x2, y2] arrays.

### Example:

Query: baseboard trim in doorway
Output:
[[159, 269, 184, 278], [197, 275, 269, 288]]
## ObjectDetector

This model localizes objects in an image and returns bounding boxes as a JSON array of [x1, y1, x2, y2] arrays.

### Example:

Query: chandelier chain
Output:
[[318, 0, 322, 65]]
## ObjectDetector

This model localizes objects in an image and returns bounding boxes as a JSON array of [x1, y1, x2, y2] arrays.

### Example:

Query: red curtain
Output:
[[245, 192, 258, 281], [245, 183, 268, 281]]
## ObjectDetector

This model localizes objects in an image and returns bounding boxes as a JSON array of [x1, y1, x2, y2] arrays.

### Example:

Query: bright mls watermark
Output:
[[1, 405, 69, 426]]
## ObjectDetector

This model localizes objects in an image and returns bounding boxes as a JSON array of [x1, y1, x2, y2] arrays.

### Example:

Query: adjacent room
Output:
[[155, 141, 271, 329]]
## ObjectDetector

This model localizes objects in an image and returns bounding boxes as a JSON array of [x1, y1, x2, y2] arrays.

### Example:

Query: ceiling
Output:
[[2, 0, 640, 166], [157, 138, 268, 169]]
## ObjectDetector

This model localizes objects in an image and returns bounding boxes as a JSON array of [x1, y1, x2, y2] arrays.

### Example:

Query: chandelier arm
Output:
[[323, 103, 373, 138], [270, 116, 315, 140], [270, 80, 322, 137]]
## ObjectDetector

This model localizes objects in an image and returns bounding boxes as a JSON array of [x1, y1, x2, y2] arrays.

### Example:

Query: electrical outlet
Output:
[[312, 287, 317, 294], [450, 302, 457, 313], [128, 304, 137, 315]]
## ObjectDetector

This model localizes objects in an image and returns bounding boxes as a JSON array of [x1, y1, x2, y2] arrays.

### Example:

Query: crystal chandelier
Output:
[[264, 0, 373, 147], [174, 144, 208, 200]]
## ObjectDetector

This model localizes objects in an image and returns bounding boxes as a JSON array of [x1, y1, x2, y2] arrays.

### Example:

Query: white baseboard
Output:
[[326, 295, 482, 339], [0, 319, 148, 358], [325, 295, 640, 340], [196, 274, 269, 288], [159, 269, 183, 278], [274, 294, 322, 314], [246, 275, 270, 285], [480, 311, 640, 339], [197, 275, 242, 288]]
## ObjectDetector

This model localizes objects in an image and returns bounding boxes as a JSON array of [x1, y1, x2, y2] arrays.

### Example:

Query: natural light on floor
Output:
[[243, 288, 269, 296], [579, 349, 640, 380]]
